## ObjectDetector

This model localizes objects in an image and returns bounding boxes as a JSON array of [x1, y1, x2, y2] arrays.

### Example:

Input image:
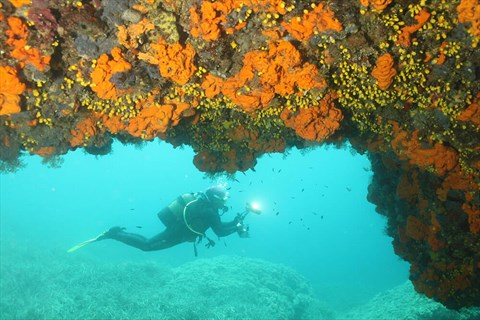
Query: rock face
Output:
[[0, 0, 478, 309]]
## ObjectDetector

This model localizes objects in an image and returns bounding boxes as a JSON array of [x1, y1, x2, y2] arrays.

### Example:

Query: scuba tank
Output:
[[157, 193, 196, 227]]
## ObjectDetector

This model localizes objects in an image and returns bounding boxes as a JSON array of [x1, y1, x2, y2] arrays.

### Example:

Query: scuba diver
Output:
[[68, 186, 251, 255]]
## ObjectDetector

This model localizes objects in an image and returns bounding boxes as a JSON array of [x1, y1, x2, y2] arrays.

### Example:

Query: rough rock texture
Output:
[[0, 243, 333, 320], [0, 0, 478, 309], [341, 281, 480, 320]]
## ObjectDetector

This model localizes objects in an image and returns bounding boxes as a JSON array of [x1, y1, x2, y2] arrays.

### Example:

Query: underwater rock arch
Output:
[[0, 0, 478, 309]]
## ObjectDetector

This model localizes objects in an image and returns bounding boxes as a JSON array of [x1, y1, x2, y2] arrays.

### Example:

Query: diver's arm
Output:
[[210, 212, 240, 237]]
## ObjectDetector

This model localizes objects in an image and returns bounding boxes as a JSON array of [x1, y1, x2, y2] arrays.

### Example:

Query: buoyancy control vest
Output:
[[158, 193, 197, 228], [158, 192, 217, 255]]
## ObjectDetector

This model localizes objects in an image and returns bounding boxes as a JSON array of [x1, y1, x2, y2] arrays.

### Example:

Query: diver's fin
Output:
[[66, 232, 106, 253]]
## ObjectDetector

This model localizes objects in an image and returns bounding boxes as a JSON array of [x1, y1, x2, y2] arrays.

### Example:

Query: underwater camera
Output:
[[236, 202, 262, 238], [237, 224, 250, 238]]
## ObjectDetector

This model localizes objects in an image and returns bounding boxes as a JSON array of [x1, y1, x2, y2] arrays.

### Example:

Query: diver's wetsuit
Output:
[[106, 193, 239, 251]]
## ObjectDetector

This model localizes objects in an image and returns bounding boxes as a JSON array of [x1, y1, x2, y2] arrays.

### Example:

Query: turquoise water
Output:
[[2, 142, 477, 319]]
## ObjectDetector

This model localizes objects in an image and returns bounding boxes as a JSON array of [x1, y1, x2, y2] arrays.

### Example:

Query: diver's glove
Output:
[[234, 213, 244, 224], [205, 237, 216, 248]]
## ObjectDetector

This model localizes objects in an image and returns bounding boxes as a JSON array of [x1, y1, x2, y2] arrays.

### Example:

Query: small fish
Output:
[[363, 166, 370, 172], [275, 211, 280, 216], [307, 227, 310, 231], [272, 168, 275, 172], [300, 218, 303, 221], [321, 194, 325, 197], [226, 187, 232, 190], [312, 212, 317, 215], [346, 187, 351, 192], [129, 208, 135, 211], [274, 201, 277, 205], [301, 188, 305, 192], [249, 181, 252, 186], [136, 226, 142, 229], [288, 221, 292, 225], [239, 190, 244, 193], [291, 196, 295, 199], [278, 169, 282, 173], [261, 180, 263, 184], [324, 185, 329, 188], [234, 178, 240, 183], [321, 215, 324, 219], [251, 167, 256, 172]]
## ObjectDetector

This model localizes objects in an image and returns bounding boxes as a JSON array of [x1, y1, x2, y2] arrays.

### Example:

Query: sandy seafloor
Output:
[[1, 141, 479, 319]]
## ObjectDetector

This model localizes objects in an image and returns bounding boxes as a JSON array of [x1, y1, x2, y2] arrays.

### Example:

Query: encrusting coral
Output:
[[372, 53, 396, 90], [8, 0, 31, 8], [0, 0, 479, 310], [281, 3, 342, 41], [90, 47, 132, 100], [139, 39, 197, 85], [6, 16, 51, 71], [0, 66, 26, 116], [457, 0, 480, 46], [390, 121, 458, 176], [281, 94, 343, 141], [360, 0, 393, 11]]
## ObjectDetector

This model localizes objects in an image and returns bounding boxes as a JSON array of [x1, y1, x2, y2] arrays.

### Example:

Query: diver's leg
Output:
[[144, 229, 183, 251], [101, 227, 182, 251], [106, 229, 153, 251]]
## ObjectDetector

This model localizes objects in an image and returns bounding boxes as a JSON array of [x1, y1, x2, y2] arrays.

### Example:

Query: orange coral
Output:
[[436, 165, 477, 201], [404, 205, 443, 250], [0, 66, 26, 116], [462, 203, 480, 234], [201, 73, 224, 98], [6, 17, 51, 71], [70, 118, 97, 147], [282, 3, 342, 41], [457, 0, 480, 40], [189, 0, 292, 41], [117, 18, 154, 49], [242, 0, 288, 14], [126, 97, 194, 139], [280, 94, 343, 141], [372, 53, 397, 90], [406, 215, 427, 241], [31, 146, 56, 157], [222, 41, 326, 111], [457, 93, 480, 126], [193, 150, 220, 172], [9, 0, 31, 8], [90, 47, 132, 100], [228, 125, 285, 153], [360, 0, 392, 11], [138, 39, 196, 85], [397, 9, 431, 47], [390, 121, 458, 176], [94, 113, 126, 134], [189, 1, 231, 41]]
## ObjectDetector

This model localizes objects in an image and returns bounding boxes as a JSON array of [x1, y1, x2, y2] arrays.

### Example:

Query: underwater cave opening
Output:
[[0, 140, 410, 312]]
